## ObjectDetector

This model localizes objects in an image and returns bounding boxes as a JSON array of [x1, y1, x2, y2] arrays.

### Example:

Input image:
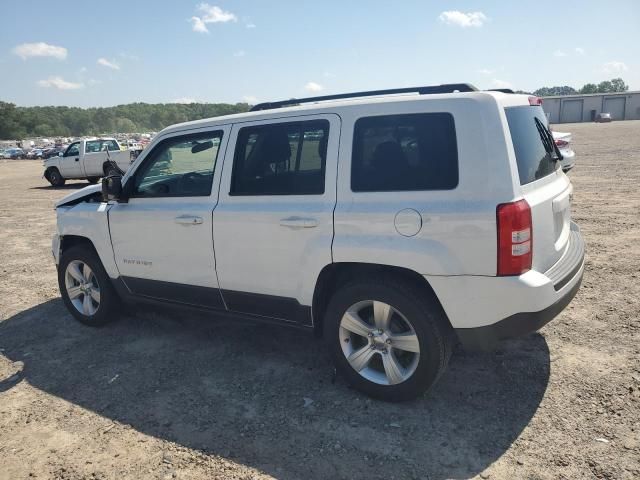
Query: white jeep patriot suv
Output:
[[52, 84, 584, 401]]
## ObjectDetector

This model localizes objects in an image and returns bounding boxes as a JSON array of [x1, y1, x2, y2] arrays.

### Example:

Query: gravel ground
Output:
[[1, 121, 639, 480]]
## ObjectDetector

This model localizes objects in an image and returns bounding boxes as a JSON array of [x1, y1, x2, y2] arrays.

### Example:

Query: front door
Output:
[[108, 126, 229, 308], [60, 141, 83, 178], [213, 115, 340, 324]]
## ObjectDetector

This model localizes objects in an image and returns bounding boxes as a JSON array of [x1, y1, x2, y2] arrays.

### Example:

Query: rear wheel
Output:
[[58, 245, 120, 327], [46, 168, 65, 187], [324, 277, 452, 401]]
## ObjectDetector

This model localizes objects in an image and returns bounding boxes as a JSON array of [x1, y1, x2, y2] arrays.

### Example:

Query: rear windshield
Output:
[[505, 106, 559, 185]]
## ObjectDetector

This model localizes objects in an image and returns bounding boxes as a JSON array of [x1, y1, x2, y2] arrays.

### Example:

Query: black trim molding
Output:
[[117, 276, 312, 326]]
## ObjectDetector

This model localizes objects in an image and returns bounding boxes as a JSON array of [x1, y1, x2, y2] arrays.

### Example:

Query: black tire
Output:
[[47, 168, 65, 187], [324, 277, 453, 401], [87, 177, 100, 184], [58, 245, 120, 327]]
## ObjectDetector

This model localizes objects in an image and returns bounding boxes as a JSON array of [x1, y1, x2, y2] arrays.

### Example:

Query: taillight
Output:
[[554, 139, 569, 147], [528, 96, 543, 106], [497, 199, 532, 276]]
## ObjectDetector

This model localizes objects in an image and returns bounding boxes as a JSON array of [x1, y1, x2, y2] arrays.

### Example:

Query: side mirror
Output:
[[58, 151, 63, 157], [102, 175, 124, 202]]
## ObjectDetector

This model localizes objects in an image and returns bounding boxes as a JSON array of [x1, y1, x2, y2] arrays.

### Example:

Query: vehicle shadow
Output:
[[0, 299, 551, 479], [30, 183, 95, 191]]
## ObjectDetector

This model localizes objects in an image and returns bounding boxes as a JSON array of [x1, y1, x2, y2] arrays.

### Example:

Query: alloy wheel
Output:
[[339, 300, 420, 385]]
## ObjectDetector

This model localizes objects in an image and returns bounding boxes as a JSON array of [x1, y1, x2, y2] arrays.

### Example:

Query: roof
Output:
[[541, 90, 640, 100], [161, 89, 524, 136]]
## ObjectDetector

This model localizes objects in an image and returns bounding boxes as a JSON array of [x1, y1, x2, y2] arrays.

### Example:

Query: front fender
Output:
[[56, 202, 118, 278]]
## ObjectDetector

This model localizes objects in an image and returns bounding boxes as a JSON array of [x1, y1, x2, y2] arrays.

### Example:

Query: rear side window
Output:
[[231, 120, 329, 195], [505, 106, 559, 185], [351, 113, 458, 192]]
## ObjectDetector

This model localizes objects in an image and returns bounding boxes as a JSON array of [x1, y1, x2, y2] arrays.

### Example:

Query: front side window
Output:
[[85, 139, 120, 153], [351, 113, 458, 192], [131, 131, 223, 197], [64, 142, 80, 157], [231, 120, 329, 195]]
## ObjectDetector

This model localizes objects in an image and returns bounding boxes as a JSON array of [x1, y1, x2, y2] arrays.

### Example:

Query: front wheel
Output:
[[324, 278, 453, 401], [46, 168, 65, 187], [58, 245, 120, 327]]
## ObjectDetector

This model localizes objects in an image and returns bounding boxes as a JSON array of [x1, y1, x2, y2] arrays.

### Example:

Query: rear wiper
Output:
[[534, 118, 563, 162]]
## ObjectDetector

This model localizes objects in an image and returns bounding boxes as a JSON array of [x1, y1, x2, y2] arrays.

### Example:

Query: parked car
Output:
[[26, 148, 44, 159], [43, 147, 65, 159], [595, 112, 612, 123], [552, 131, 575, 172], [51, 84, 584, 401], [1, 147, 25, 159], [43, 138, 138, 186]]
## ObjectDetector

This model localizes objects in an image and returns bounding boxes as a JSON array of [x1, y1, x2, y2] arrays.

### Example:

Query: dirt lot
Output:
[[1, 121, 639, 480]]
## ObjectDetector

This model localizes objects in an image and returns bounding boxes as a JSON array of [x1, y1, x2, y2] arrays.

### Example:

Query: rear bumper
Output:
[[426, 222, 585, 350], [455, 272, 582, 350]]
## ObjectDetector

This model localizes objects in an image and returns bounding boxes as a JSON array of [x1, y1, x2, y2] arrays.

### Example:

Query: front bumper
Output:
[[560, 148, 575, 172], [427, 222, 585, 350]]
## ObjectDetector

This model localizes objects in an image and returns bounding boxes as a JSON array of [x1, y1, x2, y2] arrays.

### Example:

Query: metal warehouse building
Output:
[[542, 91, 640, 123]]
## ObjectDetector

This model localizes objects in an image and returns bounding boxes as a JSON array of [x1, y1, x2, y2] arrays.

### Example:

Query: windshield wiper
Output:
[[534, 117, 563, 162]]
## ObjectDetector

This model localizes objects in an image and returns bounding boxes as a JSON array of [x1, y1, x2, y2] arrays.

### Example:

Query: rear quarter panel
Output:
[[333, 94, 518, 276]]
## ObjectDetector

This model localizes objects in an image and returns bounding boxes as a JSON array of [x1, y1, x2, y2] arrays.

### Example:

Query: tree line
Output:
[[0, 101, 250, 140], [526, 77, 628, 97], [0, 77, 630, 140]]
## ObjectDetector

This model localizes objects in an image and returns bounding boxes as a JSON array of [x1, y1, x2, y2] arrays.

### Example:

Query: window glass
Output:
[[231, 120, 329, 195], [85, 139, 120, 153], [132, 132, 222, 197], [65, 142, 80, 157], [351, 113, 458, 192], [505, 106, 559, 185]]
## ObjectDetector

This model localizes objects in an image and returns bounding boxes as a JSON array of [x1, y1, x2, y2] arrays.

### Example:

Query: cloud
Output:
[[575, 47, 586, 56], [553, 50, 567, 57], [190, 3, 237, 33], [245, 23, 256, 29], [491, 79, 513, 89], [190, 16, 209, 33], [242, 95, 258, 104], [439, 11, 487, 28], [304, 82, 324, 93], [478, 68, 494, 75], [13, 42, 67, 60], [37, 76, 84, 90], [233, 50, 246, 57], [97, 58, 120, 70], [602, 61, 628, 74], [172, 97, 197, 104]]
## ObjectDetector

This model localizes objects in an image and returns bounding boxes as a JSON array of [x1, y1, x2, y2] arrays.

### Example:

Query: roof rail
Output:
[[488, 88, 515, 94], [250, 83, 478, 112]]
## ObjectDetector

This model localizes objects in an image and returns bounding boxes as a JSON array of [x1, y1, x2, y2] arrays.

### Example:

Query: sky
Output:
[[0, 0, 638, 107]]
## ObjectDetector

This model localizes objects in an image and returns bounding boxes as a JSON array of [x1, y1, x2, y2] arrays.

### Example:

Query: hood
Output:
[[55, 184, 102, 207]]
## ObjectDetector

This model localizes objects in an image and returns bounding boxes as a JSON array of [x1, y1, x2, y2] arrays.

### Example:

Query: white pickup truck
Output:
[[43, 138, 141, 186]]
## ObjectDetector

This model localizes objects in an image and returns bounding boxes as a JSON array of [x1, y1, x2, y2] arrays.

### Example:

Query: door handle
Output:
[[279, 216, 318, 229], [75, 158, 79, 162], [175, 215, 203, 225]]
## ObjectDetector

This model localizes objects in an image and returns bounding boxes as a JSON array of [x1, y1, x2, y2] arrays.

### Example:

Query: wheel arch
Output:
[[60, 235, 98, 256], [311, 262, 448, 337]]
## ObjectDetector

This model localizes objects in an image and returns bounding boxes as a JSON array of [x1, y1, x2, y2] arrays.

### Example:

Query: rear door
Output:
[[213, 114, 340, 324], [504, 105, 572, 272]]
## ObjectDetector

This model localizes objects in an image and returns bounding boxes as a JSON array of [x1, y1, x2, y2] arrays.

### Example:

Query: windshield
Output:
[[505, 106, 560, 185]]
